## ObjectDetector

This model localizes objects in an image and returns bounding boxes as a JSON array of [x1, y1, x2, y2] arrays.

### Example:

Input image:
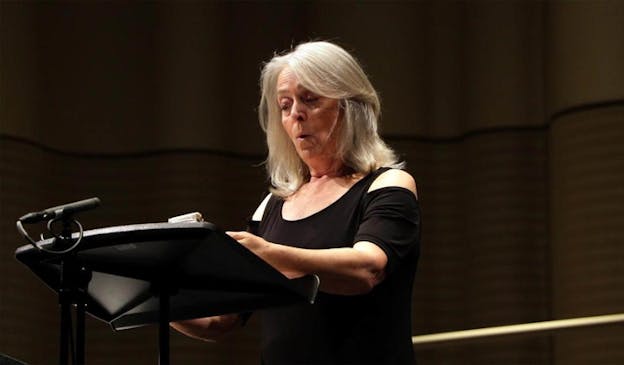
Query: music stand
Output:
[[15, 222, 320, 365]]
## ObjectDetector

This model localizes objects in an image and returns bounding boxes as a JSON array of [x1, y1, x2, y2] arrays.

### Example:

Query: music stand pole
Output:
[[58, 260, 71, 365], [158, 290, 170, 365], [76, 287, 86, 365], [56, 219, 89, 365]]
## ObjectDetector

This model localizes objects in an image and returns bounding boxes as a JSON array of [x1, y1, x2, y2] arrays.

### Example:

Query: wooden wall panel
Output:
[[550, 108, 624, 365], [394, 129, 550, 365], [547, 2, 624, 364]]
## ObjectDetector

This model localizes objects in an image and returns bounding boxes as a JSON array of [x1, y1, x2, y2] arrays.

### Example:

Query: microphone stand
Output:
[[56, 215, 90, 365], [17, 199, 98, 365]]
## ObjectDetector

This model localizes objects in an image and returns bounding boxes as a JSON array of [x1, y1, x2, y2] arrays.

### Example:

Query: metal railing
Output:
[[412, 313, 624, 347]]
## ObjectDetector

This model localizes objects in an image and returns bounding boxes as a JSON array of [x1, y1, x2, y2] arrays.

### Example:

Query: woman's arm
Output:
[[228, 169, 417, 296], [226, 232, 387, 295], [170, 314, 241, 342]]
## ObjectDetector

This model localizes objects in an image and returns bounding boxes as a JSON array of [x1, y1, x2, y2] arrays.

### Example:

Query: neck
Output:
[[307, 159, 347, 180]]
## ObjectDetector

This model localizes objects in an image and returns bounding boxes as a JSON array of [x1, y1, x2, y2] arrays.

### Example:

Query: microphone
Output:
[[19, 197, 101, 224]]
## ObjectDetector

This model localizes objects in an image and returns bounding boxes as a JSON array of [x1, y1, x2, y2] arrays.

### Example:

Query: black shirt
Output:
[[254, 168, 421, 365]]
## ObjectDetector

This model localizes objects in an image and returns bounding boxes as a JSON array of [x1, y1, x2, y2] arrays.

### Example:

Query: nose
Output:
[[291, 100, 306, 122]]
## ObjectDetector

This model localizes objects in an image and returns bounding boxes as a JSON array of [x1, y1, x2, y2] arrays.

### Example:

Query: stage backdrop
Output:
[[1, 1, 623, 365]]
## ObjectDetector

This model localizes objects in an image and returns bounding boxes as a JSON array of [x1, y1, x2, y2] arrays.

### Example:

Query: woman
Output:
[[171, 41, 421, 365]]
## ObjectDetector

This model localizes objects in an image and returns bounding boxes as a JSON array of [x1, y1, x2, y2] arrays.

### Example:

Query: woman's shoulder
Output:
[[251, 193, 273, 221], [367, 168, 417, 198]]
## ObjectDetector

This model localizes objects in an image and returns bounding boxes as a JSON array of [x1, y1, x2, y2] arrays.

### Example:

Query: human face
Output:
[[277, 67, 341, 167]]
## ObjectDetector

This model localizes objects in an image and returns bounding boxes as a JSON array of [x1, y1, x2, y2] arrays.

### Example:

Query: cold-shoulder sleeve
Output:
[[354, 187, 421, 275], [247, 220, 260, 235]]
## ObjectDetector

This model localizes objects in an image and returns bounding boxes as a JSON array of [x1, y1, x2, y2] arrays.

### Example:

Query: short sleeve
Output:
[[247, 219, 260, 235], [354, 187, 420, 275]]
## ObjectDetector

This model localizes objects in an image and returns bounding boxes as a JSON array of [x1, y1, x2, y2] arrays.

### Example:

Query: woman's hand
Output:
[[170, 314, 240, 342], [226, 231, 270, 253], [226, 231, 304, 278]]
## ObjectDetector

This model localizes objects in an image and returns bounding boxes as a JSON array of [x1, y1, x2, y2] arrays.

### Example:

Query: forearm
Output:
[[246, 237, 387, 295], [170, 314, 240, 342]]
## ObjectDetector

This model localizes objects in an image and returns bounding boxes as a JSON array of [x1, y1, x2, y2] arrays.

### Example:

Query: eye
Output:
[[302, 94, 318, 104], [278, 98, 292, 111]]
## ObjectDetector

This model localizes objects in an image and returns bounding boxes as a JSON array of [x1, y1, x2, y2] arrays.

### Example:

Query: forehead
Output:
[[276, 67, 303, 94]]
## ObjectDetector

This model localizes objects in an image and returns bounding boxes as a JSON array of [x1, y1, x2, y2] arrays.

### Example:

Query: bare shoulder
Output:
[[368, 169, 418, 198], [251, 193, 272, 221]]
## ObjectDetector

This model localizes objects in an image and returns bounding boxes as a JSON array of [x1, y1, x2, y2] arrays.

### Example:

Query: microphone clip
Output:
[[16, 197, 101, 255]]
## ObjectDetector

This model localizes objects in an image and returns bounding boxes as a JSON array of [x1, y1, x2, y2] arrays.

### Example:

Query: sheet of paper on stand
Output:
[[167, 212, 204, 223]]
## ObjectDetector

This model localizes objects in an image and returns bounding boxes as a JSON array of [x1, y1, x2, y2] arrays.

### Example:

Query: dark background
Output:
[[1, 1, 623, 364]]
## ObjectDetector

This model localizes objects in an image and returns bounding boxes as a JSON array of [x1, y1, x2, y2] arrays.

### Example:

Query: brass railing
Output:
[[412, 313, 624, 347]]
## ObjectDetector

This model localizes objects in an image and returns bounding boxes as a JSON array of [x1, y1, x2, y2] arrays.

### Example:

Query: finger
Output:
[[225, 231, 245, 240]]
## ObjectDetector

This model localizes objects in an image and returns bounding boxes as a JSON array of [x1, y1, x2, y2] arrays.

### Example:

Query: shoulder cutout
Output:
[[251, 194, 272, 221], [368, 169, 418, 198]]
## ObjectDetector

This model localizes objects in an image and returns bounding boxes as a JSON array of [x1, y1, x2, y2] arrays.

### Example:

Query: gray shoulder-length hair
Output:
[[258, 41, 403, 197]]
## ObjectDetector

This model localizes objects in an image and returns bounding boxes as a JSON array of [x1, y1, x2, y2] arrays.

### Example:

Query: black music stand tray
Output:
[[15, 222, 320, 365]]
